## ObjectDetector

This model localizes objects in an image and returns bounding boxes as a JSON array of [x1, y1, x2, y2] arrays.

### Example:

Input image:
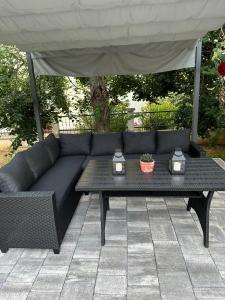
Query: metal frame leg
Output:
[[99, 192, 107, 246], [105, 195, 110, 211], [1, 248, 9, 253], [187, 191, 214, 247], [53, 248, 60, 254]]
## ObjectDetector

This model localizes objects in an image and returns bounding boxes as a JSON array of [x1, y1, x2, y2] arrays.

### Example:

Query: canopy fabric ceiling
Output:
[[0, 0, 225, 76]]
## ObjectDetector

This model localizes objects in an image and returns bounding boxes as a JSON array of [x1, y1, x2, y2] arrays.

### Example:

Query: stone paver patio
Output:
[[0, 158, 225, 300]]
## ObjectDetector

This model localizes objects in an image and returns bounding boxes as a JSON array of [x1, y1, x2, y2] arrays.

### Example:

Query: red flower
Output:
[[218, 62, 225, 76]]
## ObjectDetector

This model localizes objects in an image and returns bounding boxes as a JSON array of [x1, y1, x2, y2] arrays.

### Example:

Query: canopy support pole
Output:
[[26, 52, 43, 141], [192, 39, 202, 142]]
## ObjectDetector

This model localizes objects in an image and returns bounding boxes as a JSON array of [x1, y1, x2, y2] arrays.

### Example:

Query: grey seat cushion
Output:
[[91, 132, 122, 155], [29, 156, 85, 211], [123, 131, 156, 154], [59, 133, 91, 156], [21, 142, 53, 179], [0, 153, 35, 192], [43, 133, 59, 163], [157, 129, 191, 154]]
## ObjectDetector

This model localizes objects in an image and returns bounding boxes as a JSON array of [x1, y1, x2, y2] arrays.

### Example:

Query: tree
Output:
[[90, 76, 110, 132], [0, 45, 70, 151]]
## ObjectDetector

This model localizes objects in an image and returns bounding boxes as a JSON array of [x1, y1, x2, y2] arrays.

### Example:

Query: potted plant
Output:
[[140, 153, 155, 173]]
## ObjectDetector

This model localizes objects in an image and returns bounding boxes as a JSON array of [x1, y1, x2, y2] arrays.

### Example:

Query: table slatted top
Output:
[[76, 158, 225, 192]]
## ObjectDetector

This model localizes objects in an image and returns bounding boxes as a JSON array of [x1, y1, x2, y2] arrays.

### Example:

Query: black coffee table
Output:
[[76, 158, 225, 247]]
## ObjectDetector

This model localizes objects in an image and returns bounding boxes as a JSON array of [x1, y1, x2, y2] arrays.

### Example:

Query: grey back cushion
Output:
[[59, 133, 91, 155], [22, 142, 53, 179], [0, 153, 35, 192], [123, 131, 156, 154], [157, 129, 191, 154], [43, 133, 59, 163], [91, 132, 122, 155]]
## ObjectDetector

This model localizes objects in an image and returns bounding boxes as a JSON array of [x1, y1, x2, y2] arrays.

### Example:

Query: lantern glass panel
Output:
[[169, 148, 186, 175], [112, 149, 126, 175]]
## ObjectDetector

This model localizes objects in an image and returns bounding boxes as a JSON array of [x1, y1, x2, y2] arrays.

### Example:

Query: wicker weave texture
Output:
[[0, 191, 60, 250], [76, 158, 225, 192]]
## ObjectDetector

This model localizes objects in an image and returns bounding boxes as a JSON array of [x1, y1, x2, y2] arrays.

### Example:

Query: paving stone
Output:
[[21, 249, 49, 259], [107, 209, 127, 221], [105, 221, 127, 246], [213, 209, 225, 228], [32, 273, 66, 291], [127, 197, 147, 211], [94, 295, 126, 300], [158, 269, 195, 300], [0, 249, 23, 266], [73, 240, 101, 259], [146, 197, 165, 204], [60, 277, 95, 300], [81, 223, 101, 236], [178, 235, 209, 255], [109, 197, 126, 209], [27, 290, 60, 300], [128, 254, 158, 286], [208, 223, 225, 243], [6, 258, 43, 283], [171, 215, 200, 235], [147, 203, 171, 221], [95, 275, 127, 296], [0, 282, 32, 300], [154, 241, 186, 270], [67, 258, 98, 278], [185, 254, 224, 287], [39, 265, 69, 275], [69, 214, 86, 229], [150, 221, 177, 241], [194, 287, 225, 299], [127, 286, 161, 300], [44, 251, 73, 266], [128, 231, 153, 254], [99, 247, 127, 275], [164, 197, 186, 208], [127, 211, 150, 232], [0, 265, 14, 283], [60, 229, 80, 251]]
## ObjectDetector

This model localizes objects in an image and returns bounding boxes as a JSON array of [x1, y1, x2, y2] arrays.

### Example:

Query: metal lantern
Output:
[[169, 148, 186, 175], [112, 149, 126, 175]]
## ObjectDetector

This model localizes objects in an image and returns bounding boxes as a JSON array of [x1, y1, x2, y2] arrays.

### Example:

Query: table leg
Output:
[[99, 192, 106, 246], [187, 191, 214, 247], [105, 195, 110, 211]]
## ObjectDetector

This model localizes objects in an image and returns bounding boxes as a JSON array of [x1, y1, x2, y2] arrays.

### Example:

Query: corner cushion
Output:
[[0, 153, 35, 192], [21, 142, 53, 179], [157, 129, 191, 154], [43, 133, 59, 163]]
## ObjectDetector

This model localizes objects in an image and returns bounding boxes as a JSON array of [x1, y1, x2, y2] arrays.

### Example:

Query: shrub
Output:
[[140, 94, 176, 130]]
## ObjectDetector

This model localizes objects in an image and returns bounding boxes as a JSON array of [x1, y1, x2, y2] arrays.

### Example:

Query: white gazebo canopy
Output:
[[0, 0, 225, 76]]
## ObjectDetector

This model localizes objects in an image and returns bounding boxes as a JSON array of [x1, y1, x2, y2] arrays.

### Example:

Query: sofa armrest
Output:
[[0, 191, 61, 251], [189, 141, 206, 158]]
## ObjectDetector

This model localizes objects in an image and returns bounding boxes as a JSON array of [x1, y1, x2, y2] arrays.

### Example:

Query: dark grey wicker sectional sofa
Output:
[[0, 129, 205, 254]]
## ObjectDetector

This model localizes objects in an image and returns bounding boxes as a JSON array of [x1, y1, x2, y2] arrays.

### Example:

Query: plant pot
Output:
[[140, 160, 155, 173]]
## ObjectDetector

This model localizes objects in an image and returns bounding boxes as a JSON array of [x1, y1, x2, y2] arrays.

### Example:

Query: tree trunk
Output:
[[90, 76, 110, 132]]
